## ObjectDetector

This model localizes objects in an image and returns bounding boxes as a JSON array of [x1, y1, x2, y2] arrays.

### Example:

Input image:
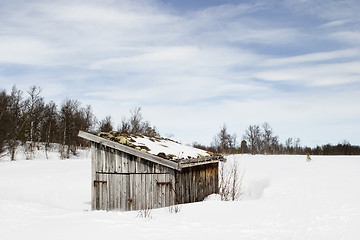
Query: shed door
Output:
[[93, 173, 109, 211], [93, 173, 130, 211], [153, 173, 175, 209]]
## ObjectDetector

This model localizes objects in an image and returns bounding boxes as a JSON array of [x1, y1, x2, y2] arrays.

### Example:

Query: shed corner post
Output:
[[90, 141, 97, 210]]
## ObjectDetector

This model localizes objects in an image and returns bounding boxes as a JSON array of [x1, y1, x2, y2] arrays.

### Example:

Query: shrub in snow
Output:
[[219, 160, 244, 201]]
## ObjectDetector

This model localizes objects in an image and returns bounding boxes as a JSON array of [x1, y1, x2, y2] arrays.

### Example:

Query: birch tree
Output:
[[24, 86, 44, 159]]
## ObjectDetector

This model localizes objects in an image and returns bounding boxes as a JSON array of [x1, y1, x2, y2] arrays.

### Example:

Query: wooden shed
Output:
[[78, 131, 224, 211]]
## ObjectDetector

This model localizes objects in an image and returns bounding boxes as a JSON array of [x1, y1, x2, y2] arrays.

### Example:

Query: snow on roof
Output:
[[98, 132, 215, 160]]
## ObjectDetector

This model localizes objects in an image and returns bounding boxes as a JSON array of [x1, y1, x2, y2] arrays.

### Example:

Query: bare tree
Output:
[[59, 99, 80, 159], [117, 107, 159, 137], [270, 135, 280, 154], [294, 137, 301, 154], [262, 122, 272, 155], [80, 105, 96, 134], [0, 90, 11, 157], [98, 115, 113, 132], [129, 107, 142, 134], [261, 122, 280, 154], [219, 160, 244, 201], [212, 124, 237, 154], [118, 117, 131, 133], [59, 100, 96, 158], [141, 120, 158, 137], [243, 125, 262, 154], [285, 137, 293, 154], [41, 101, 58, 159]]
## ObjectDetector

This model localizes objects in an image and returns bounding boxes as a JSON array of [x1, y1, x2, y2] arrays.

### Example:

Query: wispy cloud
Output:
[[256, 61, 360, 86], [1, 0, 359, 146], [264, 49, 360, 66]]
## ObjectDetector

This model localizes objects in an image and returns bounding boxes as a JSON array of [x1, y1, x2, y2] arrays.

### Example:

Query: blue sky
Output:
[[1, 0, 359, 147]]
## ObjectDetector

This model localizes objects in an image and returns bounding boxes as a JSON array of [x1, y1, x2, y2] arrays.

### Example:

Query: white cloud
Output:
[[256, 61, 360, 86], [1, 0, 359, 146], [264, 49, 360, 66], [0, 36, 56, 65], [90, 46, 201, 71], [256, 48, 360, 86], [319, 19, 350, 28]]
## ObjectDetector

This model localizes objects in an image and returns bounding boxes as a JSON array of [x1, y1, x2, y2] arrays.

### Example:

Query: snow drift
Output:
[[0, 151, 360, 240]]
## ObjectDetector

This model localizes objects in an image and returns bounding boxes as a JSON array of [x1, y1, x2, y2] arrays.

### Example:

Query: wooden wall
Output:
[[91, 142, 219, 211], [175, 163, 219, 204], [91, 142, 176, 211]]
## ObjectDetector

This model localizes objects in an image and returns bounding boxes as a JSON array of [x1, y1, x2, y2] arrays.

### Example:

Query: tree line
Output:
[[0, 85, 158, 160], [195, 123, 360, 155], [1, 85, 359, 160], [0, 86, 96, 160]]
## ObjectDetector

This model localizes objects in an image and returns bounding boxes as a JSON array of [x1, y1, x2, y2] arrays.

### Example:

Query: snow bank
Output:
[[1, 153, 360, 240]]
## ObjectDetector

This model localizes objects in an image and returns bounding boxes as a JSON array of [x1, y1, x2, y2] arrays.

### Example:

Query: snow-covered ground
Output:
[[1, 150, 360, 240]]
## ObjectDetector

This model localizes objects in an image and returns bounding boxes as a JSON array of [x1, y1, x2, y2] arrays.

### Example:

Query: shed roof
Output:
[[97, 131, 215, 160], [78, 131, 224, 171]]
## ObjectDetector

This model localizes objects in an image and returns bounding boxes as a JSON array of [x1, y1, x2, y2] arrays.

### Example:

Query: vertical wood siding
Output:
[[175, 163, 219, 204], [91, 142, 218, 211]]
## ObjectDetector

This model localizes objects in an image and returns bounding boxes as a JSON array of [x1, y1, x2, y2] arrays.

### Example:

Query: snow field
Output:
[[0, 151, 360, 239]]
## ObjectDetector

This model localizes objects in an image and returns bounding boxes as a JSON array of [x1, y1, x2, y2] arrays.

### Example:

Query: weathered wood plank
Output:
[[114, 175, 120, 210], [128, 174, 133, 211], [215, 163, 219, 194], [164, 174, 169, 207], [135, 157, 141, 173], [140, 174, 146, 210], [121, 175, 127, 211], [193, 168, 199, 202], [156, 174, 162, 208], [95, 143, 101, 173], [184, 171, 188, 203], [108, 148, 115, 173], [144, 174, 150, 210], [101, 146, 107, 173], [149, 174, 154, 209], [208, 163, 214, 196], [93, 173, 98, 210], [174, 173, 182, 204], [199, 166, 206, 200], [121, 152, 129, 173], [91, 143, 96, 210], [160, 174, 166, 208], [135, 174, 141, 210], [170, 173, 175, 206], [115, 150, 121, 173], [111, 174, 116, 210], [108, 174, 114, 210], [128, 155, 136, 173], [98, 174, 105, 210]]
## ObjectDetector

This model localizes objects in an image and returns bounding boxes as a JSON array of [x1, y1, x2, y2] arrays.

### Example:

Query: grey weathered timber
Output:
[[78, 131, 224, 211]]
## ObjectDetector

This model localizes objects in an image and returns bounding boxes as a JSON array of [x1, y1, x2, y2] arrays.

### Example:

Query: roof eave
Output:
[[78, 131, 181, 171], [179, 155, 225, 168]]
